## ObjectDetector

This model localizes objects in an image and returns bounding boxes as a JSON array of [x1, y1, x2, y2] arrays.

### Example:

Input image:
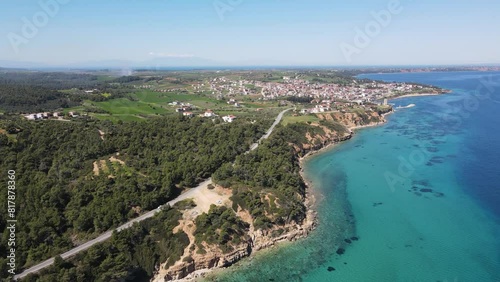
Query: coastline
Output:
[[299, 110, 393, 162], [388, 91, 449, 100], [162, 113, 393, 282]]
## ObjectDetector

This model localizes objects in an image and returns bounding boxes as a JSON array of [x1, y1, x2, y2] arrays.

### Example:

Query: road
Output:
[[249, 108, 291, 151], [14, 108, 291, 280]]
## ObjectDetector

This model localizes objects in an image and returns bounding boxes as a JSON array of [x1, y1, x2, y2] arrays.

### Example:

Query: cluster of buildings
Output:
[[196, 77, 257, 97], [168, 101, 236, 123], [170, 101, 195, 116], [24, 111, 79, 120], [199, 110, 237, 123], [200, 110, 237, 123], [198, 75, 425, 105], [257, 79, 423, 102]]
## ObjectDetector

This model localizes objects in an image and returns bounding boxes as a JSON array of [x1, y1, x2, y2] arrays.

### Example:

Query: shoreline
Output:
[[299, 110, 393, 163], [388, 91, 449, 100], [164, 113, 393, 281]]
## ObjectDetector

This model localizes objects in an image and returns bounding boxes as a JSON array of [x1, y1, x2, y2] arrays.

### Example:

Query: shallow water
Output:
[[205, 71, 500, 282]]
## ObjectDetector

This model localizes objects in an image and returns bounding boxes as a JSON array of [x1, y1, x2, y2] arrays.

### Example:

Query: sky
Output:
[[0, 0, 499, 67]]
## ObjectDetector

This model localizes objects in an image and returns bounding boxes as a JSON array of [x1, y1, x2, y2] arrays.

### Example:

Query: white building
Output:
[[25, 114, 36, 120], [204, 110, 216, 118], [222, 115, 237, 123]]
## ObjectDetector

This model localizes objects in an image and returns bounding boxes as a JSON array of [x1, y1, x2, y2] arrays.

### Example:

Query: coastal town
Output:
[[202, 75, 444, 102], [19, 72, 445, 123]]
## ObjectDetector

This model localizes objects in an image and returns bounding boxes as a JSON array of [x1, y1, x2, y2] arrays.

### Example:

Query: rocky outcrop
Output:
[[162, 244, 251, 281], [317, 109, 388, 129], [158, 204, 318, 281]]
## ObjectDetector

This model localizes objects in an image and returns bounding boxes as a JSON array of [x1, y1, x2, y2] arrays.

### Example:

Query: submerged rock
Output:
[[434, 192, 445, 197], [350, 236, 359, 241], [344, 239, 352, 244], [413, 180, 431, 187], [336, 248, 345, 255], [327, 266, 336, 272]]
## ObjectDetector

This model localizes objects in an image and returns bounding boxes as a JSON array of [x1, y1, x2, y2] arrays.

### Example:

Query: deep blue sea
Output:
[[205, 71, 500, 282]]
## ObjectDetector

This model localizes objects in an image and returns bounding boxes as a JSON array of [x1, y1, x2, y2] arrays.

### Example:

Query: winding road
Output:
[[14, 108, 291, 280]]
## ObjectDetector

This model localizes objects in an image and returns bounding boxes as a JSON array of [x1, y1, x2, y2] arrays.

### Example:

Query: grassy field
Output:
[[130, 90, 228, 109], [92, 114, 148, 122], [63, 90, 276, 122], [282, 114, 320, 126]]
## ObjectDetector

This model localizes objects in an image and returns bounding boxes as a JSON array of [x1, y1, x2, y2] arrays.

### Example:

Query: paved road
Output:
[[14, 108, 291, 280], [249, 108, 292, 151]]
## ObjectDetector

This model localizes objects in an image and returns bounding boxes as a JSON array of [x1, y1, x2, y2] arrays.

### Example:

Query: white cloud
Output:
[[148, 52, 195, 58]]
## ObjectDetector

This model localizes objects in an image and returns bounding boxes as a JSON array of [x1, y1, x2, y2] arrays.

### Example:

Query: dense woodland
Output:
[[0, 116, 270, 280], [0, 72, 103, 90], [213, 123, 334, 230], [0, 72, 141, 113], [10, 121, 336, 282], [194, 205, 250, 253], [22, 206, 189, 282], [0, 84, 83, 112]]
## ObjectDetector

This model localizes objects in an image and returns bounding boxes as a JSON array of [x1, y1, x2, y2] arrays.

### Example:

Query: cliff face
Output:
[[160, 210, 317, 281], [300, 109, 388, 153], [161, 245, 251, 281], [317, 110, 388, 129]]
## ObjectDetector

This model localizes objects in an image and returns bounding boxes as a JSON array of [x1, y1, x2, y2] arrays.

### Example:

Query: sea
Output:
[[204, 71, 500, 282]]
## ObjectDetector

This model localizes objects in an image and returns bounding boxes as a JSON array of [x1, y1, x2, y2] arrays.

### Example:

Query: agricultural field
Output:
[[63, 89, 278, 122], [282, 113, 320, 126]]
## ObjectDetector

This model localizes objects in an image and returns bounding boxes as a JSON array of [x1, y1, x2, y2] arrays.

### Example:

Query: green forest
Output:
[[22, 206, 189, 282], [10, 120, 341, 282], [0, 72, 149, 113], [0, 84, 83, 112], [213, 123, 337, 230], [0, 115, 270, 280]]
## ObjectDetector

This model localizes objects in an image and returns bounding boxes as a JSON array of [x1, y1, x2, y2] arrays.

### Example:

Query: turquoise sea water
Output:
[[205, 72, 500, 282]]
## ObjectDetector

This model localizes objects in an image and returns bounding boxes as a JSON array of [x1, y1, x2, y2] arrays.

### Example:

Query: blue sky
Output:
[[0, 0, 499, 66]]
